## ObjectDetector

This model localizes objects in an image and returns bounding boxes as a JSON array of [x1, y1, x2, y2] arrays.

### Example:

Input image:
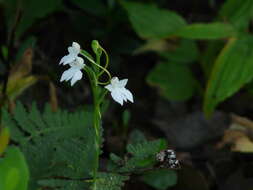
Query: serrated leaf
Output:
[[0, 146, 29, 190], [147, 62, 196, 101], [94, 172, 129, 190], [2, 103, 96, 190], [119, 139, 167, 172], [204, 35, 253, 115], [176, 23, 236, 40], [123, 2, 186, 39]]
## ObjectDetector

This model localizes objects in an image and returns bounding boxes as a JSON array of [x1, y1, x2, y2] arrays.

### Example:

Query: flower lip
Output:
[[60, 56, 85, 86]]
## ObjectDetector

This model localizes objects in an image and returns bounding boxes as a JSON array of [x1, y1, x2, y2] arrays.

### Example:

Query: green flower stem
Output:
[[84, 66, 102, 190]]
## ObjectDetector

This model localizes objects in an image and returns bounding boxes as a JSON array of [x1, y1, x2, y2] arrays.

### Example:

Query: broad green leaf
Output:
[[15, 0, 62, 38], [141, 169, 177, 190], [219, 0, 253, 31], [176, 23, 236, 40], [201, 41, 225, 78], [122, 2, 186, 39], [0, 146, 29, 190], [159, 39, 199, 64], [71, 0, 106, 16], [204, 35, 253, 115], [147, 62, 196, 101]]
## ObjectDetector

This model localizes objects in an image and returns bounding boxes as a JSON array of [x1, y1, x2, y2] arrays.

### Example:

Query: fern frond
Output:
[[94, 172, 129, 190], [2, 102, 98, 190], [127, 139, 167, 159], [112, 139, 167, 173]]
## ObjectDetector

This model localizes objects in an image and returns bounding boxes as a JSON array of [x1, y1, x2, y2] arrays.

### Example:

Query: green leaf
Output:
[[0, 146, 29, 190], [204, 35, 253, 115], [219, 0, 253, 31], [159, 39, 199, 64], [122, 2, 186, 39], [147, 62, 196, 101], [15, 0, 62, 38], [71, 0, 106, 16], [118, 139, 167, 172], [94, 172, 129, 190], [140, 169, 177, 190], [176, 22, 237, 40]]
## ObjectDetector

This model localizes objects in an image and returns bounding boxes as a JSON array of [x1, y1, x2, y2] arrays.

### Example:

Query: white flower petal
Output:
[[70, 70, 83, 86], [105, 76, 134, 105], [60, 67, 77, 82], [111, 77, 119, 86], [118, 79, 128, 87], [72, 42, 80, 53], [68, 47, 74, 54], [59, 55, 75, 65], [111, 90, 124, 105], [122, 89, 133, 103], [105, 84, 113, 92]]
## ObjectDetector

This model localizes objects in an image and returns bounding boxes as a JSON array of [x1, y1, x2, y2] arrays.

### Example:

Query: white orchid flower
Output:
[[60, 57, 85, 86], [105, 77, 133, 105], [59, 42, 81, 65]]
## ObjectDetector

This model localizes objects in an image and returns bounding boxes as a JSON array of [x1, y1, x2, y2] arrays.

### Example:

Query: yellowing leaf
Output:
[[0, 127, 10, 155]]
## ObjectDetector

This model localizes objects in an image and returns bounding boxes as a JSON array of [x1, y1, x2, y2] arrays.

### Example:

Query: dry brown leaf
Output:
[[49, 82, 58, 112], [217, 114, 253, 152], [9, 48, 33, 81]]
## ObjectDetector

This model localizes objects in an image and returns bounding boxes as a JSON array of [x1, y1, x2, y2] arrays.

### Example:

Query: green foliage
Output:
[[2, 103, 168, 190], [140, 169, 177, 190], [15, 0, 63, 38], [219, 0, 253, 31], [159, 39, 199, 64], [0, 146, 29, 190], [71, 0, 107, 16], [94, 172, 129, 190], [176, 23, 237, 39], [123, 1, 186, 39], [122, 0, 253, 115], [2, 102, 96, 190], [204, 35, 253, 115], [109, 139, 167, 173], [147, 62, 196, 101]]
